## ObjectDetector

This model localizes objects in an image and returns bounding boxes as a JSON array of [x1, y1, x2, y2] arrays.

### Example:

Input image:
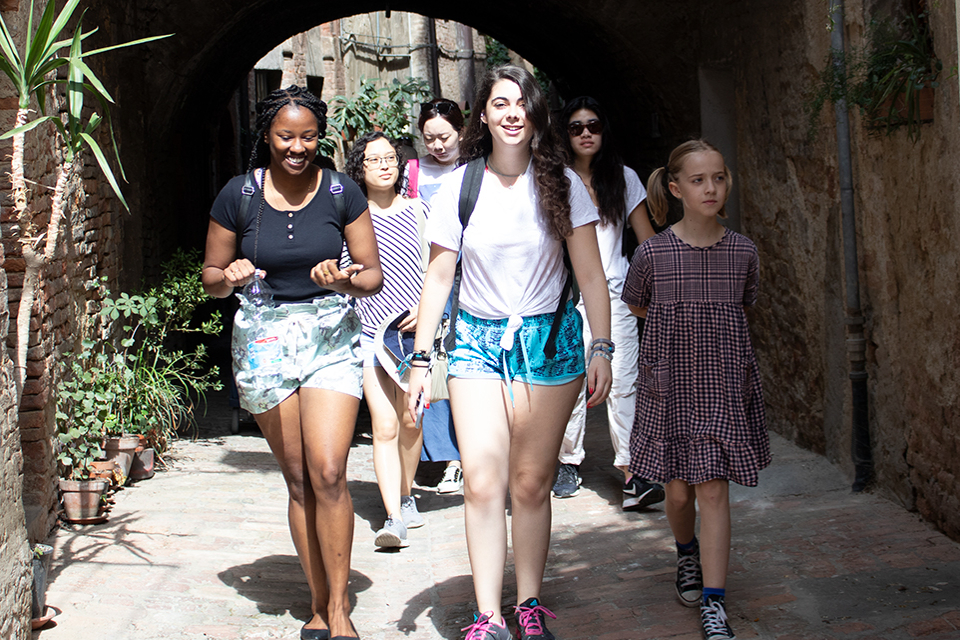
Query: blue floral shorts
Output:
[[232, 294, 362, 414], [448, 299, 585, 386]]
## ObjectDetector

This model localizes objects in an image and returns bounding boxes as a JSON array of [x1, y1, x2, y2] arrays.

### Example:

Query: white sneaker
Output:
[[374, 517, 408, 548], [437, 465, 463, 494], [400, 495, 424, 528]]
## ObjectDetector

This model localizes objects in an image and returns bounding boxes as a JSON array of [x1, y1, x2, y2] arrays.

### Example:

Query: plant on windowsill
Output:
[[805, 10, 942, 141]]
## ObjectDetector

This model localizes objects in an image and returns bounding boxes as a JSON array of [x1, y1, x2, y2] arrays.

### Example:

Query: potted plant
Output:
[[99, 248, 223, 460], [55, 353, 115, 522]]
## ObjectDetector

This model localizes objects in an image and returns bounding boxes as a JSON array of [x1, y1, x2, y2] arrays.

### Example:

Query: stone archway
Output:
[[79, 0, 709, 281]]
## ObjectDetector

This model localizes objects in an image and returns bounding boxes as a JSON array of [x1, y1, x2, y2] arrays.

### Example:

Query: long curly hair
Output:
[[559, 96, 626, 228], [344, 131, 407, 197], [460, 65, 572, 240], [248, 86, 328, 170]]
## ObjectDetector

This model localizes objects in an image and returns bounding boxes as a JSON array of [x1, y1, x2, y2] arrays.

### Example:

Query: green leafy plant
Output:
[[321, 76, 431, 158], [57, 249, 222, 460], [55, 349, 118, 480], [806, 10, 941, 141], [104, 248, 224, 454]]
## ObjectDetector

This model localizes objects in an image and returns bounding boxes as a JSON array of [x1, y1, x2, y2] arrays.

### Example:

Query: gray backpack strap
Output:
[[444, 157, 487, 353], [235, 169, 258, 258]]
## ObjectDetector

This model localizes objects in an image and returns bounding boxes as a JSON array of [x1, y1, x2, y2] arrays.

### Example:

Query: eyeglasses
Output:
[[567, 120, 603, 136], [363, 154, 399, 168], [421, 101, 456, 116]]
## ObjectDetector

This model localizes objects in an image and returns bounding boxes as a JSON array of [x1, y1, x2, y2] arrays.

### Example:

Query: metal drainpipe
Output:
[[830, 0, 872, 492]]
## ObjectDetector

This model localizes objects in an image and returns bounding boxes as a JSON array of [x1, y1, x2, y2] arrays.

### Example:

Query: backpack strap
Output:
[[444, 157, 486, 353], [407, 158, 419, 198], [235, 169, 258, 258], [544, 242, 574, 360], [328, 170, 347, 219]]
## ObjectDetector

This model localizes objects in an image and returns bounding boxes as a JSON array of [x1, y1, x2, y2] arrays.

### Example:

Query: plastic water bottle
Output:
[[243, 271, 283, 386]]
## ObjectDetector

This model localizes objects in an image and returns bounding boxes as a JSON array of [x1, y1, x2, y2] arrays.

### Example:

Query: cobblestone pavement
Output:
[[35, 390, 960, 640]]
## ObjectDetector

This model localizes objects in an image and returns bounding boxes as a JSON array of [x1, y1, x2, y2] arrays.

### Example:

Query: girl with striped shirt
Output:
[[345, 132, 430, 549]]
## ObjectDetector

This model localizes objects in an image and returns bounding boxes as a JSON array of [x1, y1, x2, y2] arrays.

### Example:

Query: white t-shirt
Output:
[[428, 161, 598, 319], [587, 166, 646, 291], [415, 155, 458, 204]]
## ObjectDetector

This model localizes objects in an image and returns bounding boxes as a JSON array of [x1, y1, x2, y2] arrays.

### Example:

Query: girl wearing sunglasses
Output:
[[554, 96, 661, 511], [406, 66, 612, 640]]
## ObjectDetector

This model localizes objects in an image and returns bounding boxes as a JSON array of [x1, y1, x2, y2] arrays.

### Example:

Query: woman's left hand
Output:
[[398, 305, 419, 333], [585, 355, 612, 408], [311, 259, 365, 293]]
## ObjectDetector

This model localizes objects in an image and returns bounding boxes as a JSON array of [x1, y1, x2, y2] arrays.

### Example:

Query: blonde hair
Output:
[[646, 139, 732, 226]]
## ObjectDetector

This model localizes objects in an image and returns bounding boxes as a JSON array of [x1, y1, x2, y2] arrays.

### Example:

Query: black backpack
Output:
[[445, 157, 574, 359]]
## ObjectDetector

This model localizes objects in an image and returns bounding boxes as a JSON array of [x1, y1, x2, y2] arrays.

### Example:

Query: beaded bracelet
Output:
[[410, 350, 432, 363], [590, 338, 616, 354], [589, 350, 613, 365]]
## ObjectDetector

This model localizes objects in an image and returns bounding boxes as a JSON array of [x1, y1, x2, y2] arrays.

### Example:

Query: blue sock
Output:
[[676, 537, 698, 554], [703, 587, 725, 603]]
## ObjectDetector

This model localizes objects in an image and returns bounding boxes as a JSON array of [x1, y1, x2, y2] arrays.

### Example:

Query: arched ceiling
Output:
[[77, 0, 715, 277]]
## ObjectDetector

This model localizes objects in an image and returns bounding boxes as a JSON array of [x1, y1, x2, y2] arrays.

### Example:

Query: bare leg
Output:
[[365, 367, 404, 519], [300, 388, 361, 638], [508, 378, 581, 603], [665, 479, 697, 544], [694, 479, 731, 589], [255, 391, 329, 632], [448, 378, 511, 622]]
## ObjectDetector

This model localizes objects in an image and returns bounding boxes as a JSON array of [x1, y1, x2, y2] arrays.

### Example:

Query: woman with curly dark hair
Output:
[[405, 66, 613, 640], [344, 131, 431, 550], [203, 86, 381, 640]]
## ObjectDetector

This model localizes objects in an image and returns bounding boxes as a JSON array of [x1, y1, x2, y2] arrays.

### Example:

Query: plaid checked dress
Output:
[[621, 227, 770, 486]]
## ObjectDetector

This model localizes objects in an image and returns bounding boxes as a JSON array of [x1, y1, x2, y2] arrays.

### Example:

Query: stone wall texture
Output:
[[2, 0, 960, 632]]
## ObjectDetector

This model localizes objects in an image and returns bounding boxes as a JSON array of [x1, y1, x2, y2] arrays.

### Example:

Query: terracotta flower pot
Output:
[[59, 479, 108, 522], [88, 459, 123, 487], [104, 435, 139, 480], [130, 447, 155, 481]]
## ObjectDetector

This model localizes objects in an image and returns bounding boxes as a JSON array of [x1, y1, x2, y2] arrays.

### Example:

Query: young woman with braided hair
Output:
[[203, 86, 382, 640], [406, 65, 613, 640]]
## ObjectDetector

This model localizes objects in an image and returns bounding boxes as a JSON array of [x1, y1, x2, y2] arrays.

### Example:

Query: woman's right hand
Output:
[[223, 259, 259, 288], [406, 366, 431, 424]]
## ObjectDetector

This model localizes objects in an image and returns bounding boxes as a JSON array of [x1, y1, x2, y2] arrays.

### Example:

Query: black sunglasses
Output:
[[567, 120, 603, 136], [421, 101, 456, 116]]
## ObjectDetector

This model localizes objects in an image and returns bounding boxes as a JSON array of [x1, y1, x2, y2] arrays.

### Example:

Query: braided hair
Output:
[[248, 86, 328, 170]]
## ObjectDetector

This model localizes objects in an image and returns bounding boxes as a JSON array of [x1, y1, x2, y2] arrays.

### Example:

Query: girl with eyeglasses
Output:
[[553, 96, 664, 512], [203, 86, 382, 640], [407, 98, 466, 495], [406, 66, 613, 640], [344, 131, 433, 549]]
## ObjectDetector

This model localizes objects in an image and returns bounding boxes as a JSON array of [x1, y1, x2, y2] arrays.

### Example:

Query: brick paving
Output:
[[34, 390, 960, 640]]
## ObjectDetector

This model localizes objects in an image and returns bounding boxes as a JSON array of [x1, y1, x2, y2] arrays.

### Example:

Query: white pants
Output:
[[559, 286, 638, 469]]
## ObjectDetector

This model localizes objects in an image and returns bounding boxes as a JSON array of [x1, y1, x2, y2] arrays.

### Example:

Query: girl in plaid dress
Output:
[[622, 140, 770, 640]]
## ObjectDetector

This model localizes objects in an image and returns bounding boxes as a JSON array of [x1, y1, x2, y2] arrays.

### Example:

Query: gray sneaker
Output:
[[375, 517, 408, 548], [552, 463, 581, 498], [400, 495, 425, 528], [462, 611, 513, 640]]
